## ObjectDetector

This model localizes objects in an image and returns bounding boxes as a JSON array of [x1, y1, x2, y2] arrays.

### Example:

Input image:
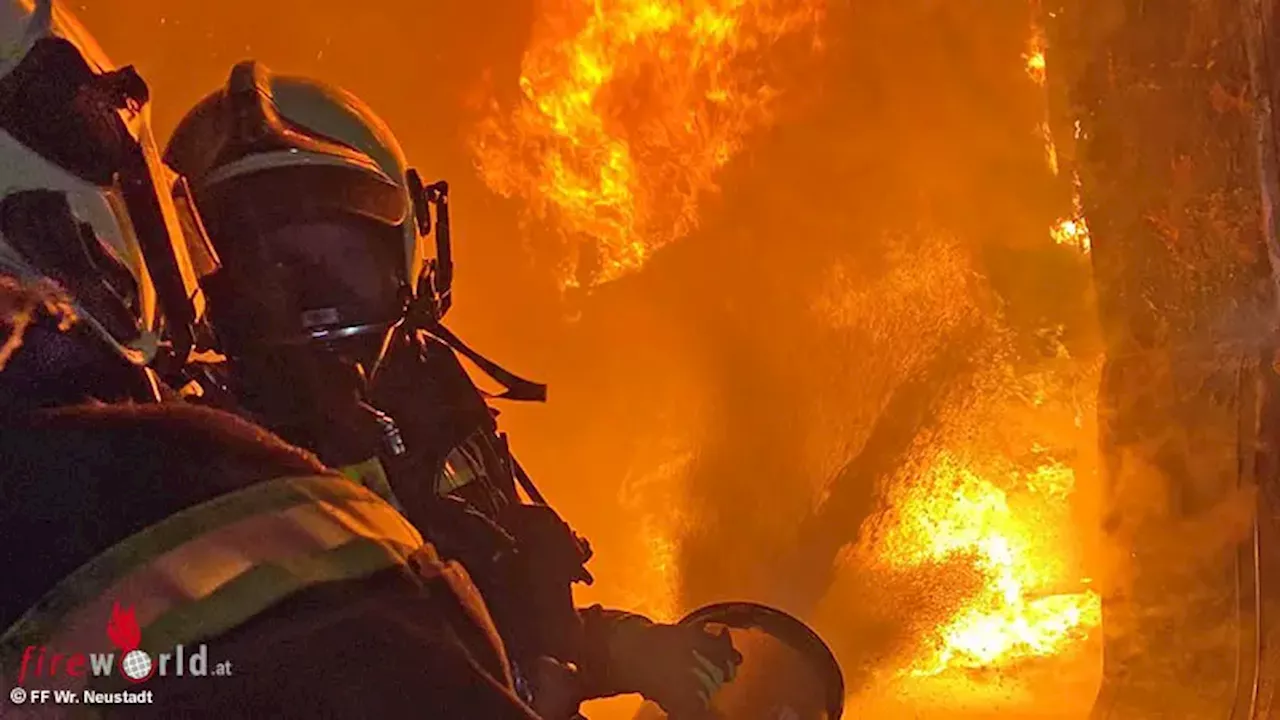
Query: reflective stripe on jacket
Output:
[[336, 454, 514, 688], [0, 474, 423, 717]]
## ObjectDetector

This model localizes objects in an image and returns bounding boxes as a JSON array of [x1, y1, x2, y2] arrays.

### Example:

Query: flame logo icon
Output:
[[106, 601, 153, 683], [106, 602, 140, 653]]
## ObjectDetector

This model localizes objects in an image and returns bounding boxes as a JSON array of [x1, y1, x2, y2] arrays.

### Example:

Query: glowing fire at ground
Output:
[[878, 451, 1101, 677], [471, 0, 826, 288]]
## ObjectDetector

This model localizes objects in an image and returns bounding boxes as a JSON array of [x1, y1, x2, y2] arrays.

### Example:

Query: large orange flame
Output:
[[470, 0, 826, 288]]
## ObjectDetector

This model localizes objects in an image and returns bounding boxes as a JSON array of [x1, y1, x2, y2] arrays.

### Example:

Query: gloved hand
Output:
[[528, 656, 583, 720], [604, 617, 743, 717]]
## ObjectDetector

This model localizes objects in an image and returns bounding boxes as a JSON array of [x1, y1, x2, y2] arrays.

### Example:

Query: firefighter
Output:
[[0, 3, 541, 716], [164, 60, 743, 717]]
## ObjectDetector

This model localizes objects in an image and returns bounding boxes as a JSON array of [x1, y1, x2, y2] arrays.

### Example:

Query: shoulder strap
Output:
[[339, 455, 404, 513]]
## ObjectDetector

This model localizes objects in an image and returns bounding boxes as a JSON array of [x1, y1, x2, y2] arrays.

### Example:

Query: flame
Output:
[[106, 601, 141, 653], [856, 21, 1101, 680], [1027, 24, 1093, 254], [1051, 212, 1091, 252], [471, 0, 826, 288], [1025, 33, 1046, 86], [1050, 147, 1093, 248], [1026, 52, 1046, 85], [1052, 172, 1092, 252], [878, 452, 1101, 676], [1039, 121, 1060, 176]]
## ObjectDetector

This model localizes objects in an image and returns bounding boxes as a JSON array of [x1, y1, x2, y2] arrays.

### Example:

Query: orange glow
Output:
[[1052, 213, 1092, 252], [825, 23, 1101, 715], [470, 0, 826, 288], [1025, 27, 1046, 86], [1040, 120, 1060, 176], [1026, 26, 1092, 254], [1026, 51, 1046, 86], [73, 4, 1107, 718], [0, 276, 77, 371], [835, 338, 1103, 717], [880, 452, 1100, 677], [615, 447, 697, 624], [873, 27, 1100, 686]]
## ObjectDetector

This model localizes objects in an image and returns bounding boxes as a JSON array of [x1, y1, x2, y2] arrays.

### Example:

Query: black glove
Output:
[[602, 617, 743, 717], [527, 655, 585, 720], [499, 502, 593, 585]]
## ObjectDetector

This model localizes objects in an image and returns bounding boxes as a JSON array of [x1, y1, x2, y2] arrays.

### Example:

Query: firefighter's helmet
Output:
[[0, 0, 214, 369], [165, 60, 443, 356]]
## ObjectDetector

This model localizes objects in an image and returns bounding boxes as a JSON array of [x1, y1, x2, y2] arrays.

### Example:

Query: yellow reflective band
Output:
[[338, 456, 403, 512], [1, 475, 422, 674], [85, 536, 408, 697]]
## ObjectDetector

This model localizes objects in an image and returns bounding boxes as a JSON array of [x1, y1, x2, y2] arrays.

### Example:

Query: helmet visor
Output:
[[199, 197, 409, 349], [0, 36, 137, 188], [194, 160, 412, 348], [0, 36, 205, 360], [263, 218, 406, 338]]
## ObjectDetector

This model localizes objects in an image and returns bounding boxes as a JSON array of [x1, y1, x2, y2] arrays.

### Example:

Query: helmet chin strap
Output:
[[125, 328, 159, 363], [125, 327, 197, 393], [425, 323, 548, 403]]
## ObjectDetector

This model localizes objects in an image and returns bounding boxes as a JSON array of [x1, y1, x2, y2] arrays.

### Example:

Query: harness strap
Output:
[[339, 456, 404, 513], [429, 323, 547, 403]]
